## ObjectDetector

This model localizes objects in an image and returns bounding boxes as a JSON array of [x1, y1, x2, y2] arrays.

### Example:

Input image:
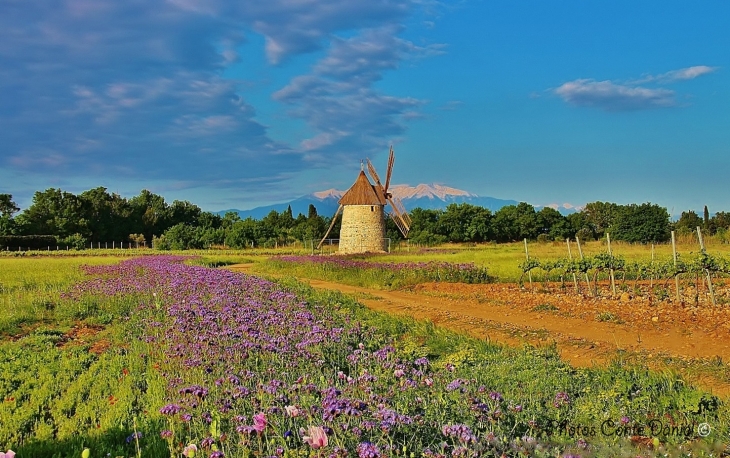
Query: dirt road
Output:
[[227, 264, 730, 395]]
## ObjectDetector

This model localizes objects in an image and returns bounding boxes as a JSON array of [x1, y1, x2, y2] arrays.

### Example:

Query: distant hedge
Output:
[[0, 235, 59, 250]]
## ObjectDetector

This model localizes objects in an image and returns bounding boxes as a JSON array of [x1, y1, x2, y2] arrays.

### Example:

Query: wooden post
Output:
[[697, 226, 716, 306], [566, 238, 578, 292], [650, 243, 655, 288], [576, 236, 591, 296], [524, 238, 533, 290], [671, 231, 680, 302], [606, 233, 616, 296]]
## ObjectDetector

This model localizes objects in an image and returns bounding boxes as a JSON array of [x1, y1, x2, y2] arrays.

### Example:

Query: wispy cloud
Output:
[[273, 26, 439, 160], [660, 65, 717, 81], [554, 65, 716, 112], [555, 80, 675, 111], [631, 65, 718, 84]]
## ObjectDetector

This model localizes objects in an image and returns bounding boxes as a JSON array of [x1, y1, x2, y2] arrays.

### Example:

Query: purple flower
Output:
[[553, 392, 570, 408], [159, 404, 183, 415], [126, 431, 142, 443], [160, 430, 173, 439], [357, 442, 381, 458]]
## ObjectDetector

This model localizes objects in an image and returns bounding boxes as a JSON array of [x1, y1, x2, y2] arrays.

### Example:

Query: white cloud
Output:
[[555, 79, 675, 111], [659, 65, 717, 81], [274, 27, 431, 160], [555, 65, 717, 111]]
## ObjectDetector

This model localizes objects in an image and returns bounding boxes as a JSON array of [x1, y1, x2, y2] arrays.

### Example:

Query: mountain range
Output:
[[217, 184, 580, 219]]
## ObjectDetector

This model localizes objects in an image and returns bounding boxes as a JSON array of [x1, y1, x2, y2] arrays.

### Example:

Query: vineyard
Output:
[[518, 250, 730, 304]]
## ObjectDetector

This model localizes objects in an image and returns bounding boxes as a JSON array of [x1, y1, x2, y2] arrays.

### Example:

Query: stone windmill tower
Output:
[[318, 147, 411, 254]]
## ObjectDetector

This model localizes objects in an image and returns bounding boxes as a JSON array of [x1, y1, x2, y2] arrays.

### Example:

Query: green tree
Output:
[[566, 212, 593, 240], [0, 194, 20, 218], [536, 207, 572, 240], [439, 203, 493, 242], [307, 204, 318, 219], [582, 201, 621, 238], [0, 194, 20, 236], [711, 212, 730, 232], [408, 208, 444, 244], [15, 188, 88, 238], [610, 203, 670, 243], [169, 200, 202, 227], [129, 190, 169, 242], [674, 210, 703, 235]]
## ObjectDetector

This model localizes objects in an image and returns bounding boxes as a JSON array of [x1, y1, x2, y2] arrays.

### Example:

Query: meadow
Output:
[[1, 252, 729, 457]]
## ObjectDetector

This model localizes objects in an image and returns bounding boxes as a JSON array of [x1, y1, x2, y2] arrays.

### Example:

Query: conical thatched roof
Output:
[[339, 171, 387, 206]]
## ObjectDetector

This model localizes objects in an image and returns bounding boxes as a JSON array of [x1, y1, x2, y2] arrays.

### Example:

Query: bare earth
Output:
[[227, 264, 730, 396]]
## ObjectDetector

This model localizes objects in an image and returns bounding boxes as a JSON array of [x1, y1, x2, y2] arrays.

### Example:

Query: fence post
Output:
[[524, 238, 533, 290], [576, 236, 592, 296], [566, 238, 578, 292], [606, 233, 616, 296], [671, 231, 680, 302], [697, 226, 716, 306]]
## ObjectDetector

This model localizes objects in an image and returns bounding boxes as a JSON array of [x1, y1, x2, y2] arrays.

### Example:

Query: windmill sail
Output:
[[317, 204, 343, 249], [386, 196, 410, 238], [365, 158, 383, 189], [384, 146, 394, 193]]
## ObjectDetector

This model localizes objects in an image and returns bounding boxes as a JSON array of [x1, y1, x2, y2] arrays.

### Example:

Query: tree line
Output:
[[1, 188, 728, 250]]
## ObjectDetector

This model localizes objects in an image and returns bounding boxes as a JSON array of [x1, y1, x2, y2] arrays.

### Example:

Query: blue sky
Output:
[[1, 0, 728, 214]]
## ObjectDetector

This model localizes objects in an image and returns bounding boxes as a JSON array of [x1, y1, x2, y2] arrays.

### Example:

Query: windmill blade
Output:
[[389, 212, 410, 238], [389, 196, 412, 226], [384, 146, 394, 194], [366, 158, 383, 188], [386, 197, 411, 237], [317, 205, 343, 250]]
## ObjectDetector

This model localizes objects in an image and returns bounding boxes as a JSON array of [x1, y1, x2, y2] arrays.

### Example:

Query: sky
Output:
[[1, 0, 728, 214]]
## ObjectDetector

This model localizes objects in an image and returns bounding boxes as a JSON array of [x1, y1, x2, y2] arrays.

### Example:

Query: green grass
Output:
[[1, 255, 729, 456], [0, 257, 121, 336]]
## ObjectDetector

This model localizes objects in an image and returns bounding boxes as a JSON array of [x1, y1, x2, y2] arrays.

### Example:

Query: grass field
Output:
[[0, 254, 729, 457]]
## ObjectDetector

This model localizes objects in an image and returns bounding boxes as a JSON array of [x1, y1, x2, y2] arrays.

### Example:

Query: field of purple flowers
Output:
[[2, 256, 728, 457]]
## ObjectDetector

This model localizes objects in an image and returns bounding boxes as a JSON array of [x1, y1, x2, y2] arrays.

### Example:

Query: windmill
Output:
[[317, 146, 411, 253]]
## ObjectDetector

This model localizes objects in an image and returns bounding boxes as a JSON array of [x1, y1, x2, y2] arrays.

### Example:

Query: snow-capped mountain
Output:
[[218, 184, 577, 219]]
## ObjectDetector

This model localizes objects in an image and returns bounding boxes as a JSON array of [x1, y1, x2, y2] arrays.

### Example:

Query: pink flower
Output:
[[424, 378, 433, 387], [301, 426, 328, 449], [285, 405, 300, 418], [0, 451, 16, 458], [253, 412, 267, 432], [393, 369, 405, 378], [182, 444, 198, 457]]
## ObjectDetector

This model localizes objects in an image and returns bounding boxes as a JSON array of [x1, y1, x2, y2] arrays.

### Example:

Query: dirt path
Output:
[[227, 264, 730, 396]]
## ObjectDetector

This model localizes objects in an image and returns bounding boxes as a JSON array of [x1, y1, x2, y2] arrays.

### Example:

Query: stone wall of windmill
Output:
[[338, 204, 387, 253]]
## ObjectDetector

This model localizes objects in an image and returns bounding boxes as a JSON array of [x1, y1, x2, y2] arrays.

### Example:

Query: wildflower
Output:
[[285, 405, 300, 417], [126, 431, 142, 443], [81, 449, 89, 458], [253, 412, 267, 432], [160, 430, 173, 439], [209, 452, 224, 458], [301, 426, 328, 449], [620, 416, 630, 425], [553, 392, 570, 408], [489, 391, 503, 402], [424, 378, 433, 387], [357, 442, 381, 458], [183, 444, 198, 457], [159, 403, 183, 415], [393, 369, 405, 378]]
